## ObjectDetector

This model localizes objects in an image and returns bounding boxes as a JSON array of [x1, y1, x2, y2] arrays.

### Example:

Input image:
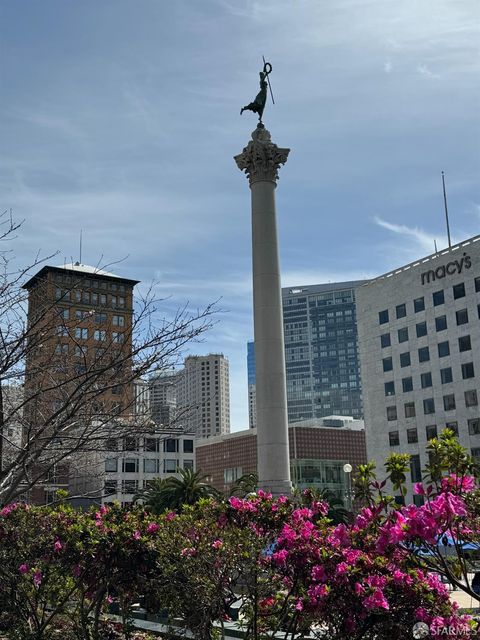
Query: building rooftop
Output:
[[22, 262, 140, 289], [282, 280, 369, 296]]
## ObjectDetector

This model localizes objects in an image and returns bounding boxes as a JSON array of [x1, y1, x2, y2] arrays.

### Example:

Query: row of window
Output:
[[382, 335, 473, 373], [384, 362, 474, 397], [389, 418, 480, 447], [386, 389, 478, 421], [58, 308, 125, 326], [106, 437, 194, 453], [105, 457, 194, 474], [378, 278, 480, 324], [56, 327, 125, 343], [380, 309, 476, 349], [54, 273, 127, 292], [55, 288, 126, 308]]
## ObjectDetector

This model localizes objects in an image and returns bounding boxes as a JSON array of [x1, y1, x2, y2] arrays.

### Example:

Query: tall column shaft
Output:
[[235, 124, 292, 496]]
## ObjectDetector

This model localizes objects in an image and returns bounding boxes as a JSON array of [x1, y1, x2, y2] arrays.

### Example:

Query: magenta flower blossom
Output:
[[33, 570, 42, 588], [363, 588, 389, 611], [146, 522, 159, 534], [54, 539, 63, 552], [18, 563, 28, 574], [132, 530, 141, 540], [212, 539, 223, 549]]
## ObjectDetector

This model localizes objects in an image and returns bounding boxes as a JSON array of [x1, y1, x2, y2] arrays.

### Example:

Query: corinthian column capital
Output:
[[234, 124, 290, 186]]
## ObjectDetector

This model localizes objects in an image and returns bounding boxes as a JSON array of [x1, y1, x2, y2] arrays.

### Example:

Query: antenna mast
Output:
[[79, 229, 83, 264], [442, 171, 452, 249]]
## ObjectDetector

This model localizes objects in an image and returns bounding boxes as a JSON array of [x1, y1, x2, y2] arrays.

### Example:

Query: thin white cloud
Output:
[[384, 60, 393, 74], [374, 217, 441, 253], [417, 64, 440, 79]]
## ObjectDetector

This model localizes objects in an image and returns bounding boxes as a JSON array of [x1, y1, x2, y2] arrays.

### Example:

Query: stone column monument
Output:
[[235, 117, 292, 496]]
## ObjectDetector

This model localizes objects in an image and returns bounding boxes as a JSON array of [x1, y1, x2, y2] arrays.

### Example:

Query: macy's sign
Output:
[[421, 252, 472, 285]]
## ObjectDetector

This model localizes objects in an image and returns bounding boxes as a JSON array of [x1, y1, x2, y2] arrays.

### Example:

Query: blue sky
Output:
[[1, 0, 479, 429]]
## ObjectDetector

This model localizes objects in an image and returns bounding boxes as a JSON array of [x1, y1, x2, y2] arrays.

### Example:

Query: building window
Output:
[[438, 341, 450, 358], [456, 309, 469, 325], [468, 418, 480, 435], [398, 327, 409, 343], [55, 344, 69, 355], [144, 438, 159, 452], [396, 303, 406, 319], [426, 425, 437, 441], [164, 459, 178, 473], [389, 431, 400, 447], [433, 290, 444, 306], [402, 377, 413, 393], [465, 390, 478, 407], [386, 405, 397, 421], [414, 297, 425, 313], [462, 362, 475, 379], [75, 328, 88, 340], [420, 372, 432, 388], [423, 398, 435, 414], [382, 357, 393, 372], [379, 309, 389, 325], [124, 437, 138, 451], [435, 315, 447, 332], [472, 448, 480, 462], [105, 438, 117, 451], [384, 381, 395, 396], [112, 332, 124, 343], [446, 421, 459, 436], [418, 346, 430, 363], [440, 367, 453, 384], [122, 458, 138, 473], [113, 315, 125, 327], [380, 333, 391, 348], [183, 439, 194, 453], [95, 313, 107, 324], [410, 454, 421, 482], [94, 330, 107, 342], [164, 438, 178, 453], [400, 352, 411, 368], [458, 335, 471, 352], [144, 459, 160, 473], [407, 428, 418, 444], [416, 322, 427, 338], [443, 394, 456, 411], [121, 480, 138, 494], [183, 460, 194, 470], [118, 297, 125, 308], [404, 402, 416, 418], [100, 294, 107, 305], [104, 480, 117, 495], [105, 458, 118, 472], [453, 283, 466, 299]]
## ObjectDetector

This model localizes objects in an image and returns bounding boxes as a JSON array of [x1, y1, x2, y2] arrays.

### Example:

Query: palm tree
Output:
[[298, 487, 350, 525], [135, 469, 221, 514], [230, 472, 258, 498]]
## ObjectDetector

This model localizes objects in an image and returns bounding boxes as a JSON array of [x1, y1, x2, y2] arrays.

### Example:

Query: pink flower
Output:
[[180, 547, 196, 557], [295, 599, 304, 611], [312, 565, 326, 582], [414, 482, 425, 495], [18, 563, 28, 574], [363, 588, 389, 611], [54, 539, 63, 552], [354, 582, 364, 595], [146, 522, 159, 534], [33, 570, 42, 588], [212, 539, 223, 549], [441, 474, 476, 493], [165, 511, 176, 521], [133, 530, 141, 540], [106, 595, 113, 604], [272, 549, 288, 566]]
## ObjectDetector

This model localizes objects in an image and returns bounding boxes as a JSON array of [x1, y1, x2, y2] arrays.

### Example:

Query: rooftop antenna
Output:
[[442, 171, 452, 249], [434, 239, 438, 253], [79, 229, 83, 264]]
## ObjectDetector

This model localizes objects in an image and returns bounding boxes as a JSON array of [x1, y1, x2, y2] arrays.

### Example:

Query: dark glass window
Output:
[[384, 381, 395, 396], [458, 335, 471, 352], [462, 362, 475, 379], [386, 405, 397, 421], [164, 438, 178, 453], [446, 421, 458, 436], [183, 439, 194, 453], [398, 327, 409, 343], [456, 309, 469, 325], [423, 398, 435, 414], [400, 352, 411, 367], [475, 277, 480, 293], [478, 304, 480, 320], [410, 454, 422, 482], [407, 428, 418, 444], [402, 377, 413, 393], [418, 346, 430, 362], [433, 290, 444, 306], [404, 402, 416, 418], [389, 431, 400, 446], [414, 297, 425, 313], [416, 322, 427, 338], [379, 309, 389, 325], [426, 425, 437, 440], [421, 372, 432, 388], [382, 357, 393, 372], [440, 367, 453, 384], [380, 333, 391, 348], [465, 390, 478, 407], [443, 394, 456, 411], [435, 316, 447, 332], [396, 303, 406, 319], [453, 283, 465, 299], [438, 341, 450, 357], [468, 419, 480, 436]]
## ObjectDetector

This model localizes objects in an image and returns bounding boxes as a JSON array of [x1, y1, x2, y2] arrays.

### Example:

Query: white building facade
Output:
[[177, 354, 230, 438], [357, 235, 480, 502]]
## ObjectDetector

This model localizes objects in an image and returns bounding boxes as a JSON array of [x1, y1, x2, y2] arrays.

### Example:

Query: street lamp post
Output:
[[343, 463, 353, 513]]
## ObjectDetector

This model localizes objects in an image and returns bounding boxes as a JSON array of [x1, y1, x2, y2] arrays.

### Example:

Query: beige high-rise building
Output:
[[177, 354, 230, 438]]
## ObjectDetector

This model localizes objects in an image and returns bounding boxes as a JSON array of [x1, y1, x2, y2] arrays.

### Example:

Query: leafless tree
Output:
[[0, 211, 216, 505]]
